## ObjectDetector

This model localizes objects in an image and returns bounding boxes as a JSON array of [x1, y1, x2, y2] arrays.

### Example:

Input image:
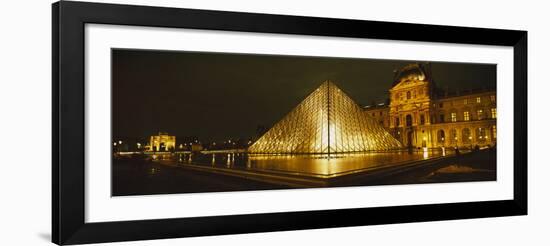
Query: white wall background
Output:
[[0, 0, 547, 245]]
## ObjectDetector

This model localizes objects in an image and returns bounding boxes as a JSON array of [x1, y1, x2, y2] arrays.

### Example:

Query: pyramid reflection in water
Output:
[[249, 81, 402, 154]]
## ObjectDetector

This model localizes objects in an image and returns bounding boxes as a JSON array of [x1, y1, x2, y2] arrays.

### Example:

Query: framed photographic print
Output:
[[52, 1, 527, 245]]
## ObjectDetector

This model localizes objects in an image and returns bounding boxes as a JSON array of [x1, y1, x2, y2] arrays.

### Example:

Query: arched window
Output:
[[477, 127, 487, 142], [406, 114, 413, 127], [450, 129, 458, 144], [462, 128, 471, 144], [437, 130, 445, 144]]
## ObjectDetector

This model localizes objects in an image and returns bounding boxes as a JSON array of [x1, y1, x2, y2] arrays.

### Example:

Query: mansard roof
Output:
[[391, 63, 433, 88]]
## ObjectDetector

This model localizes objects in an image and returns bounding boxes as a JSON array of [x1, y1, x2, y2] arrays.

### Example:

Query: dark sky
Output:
[[112, 49, 495, 141]]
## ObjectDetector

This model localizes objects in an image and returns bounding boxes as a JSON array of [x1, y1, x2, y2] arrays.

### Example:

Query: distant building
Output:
[[364, 63, 496, 149], [148, 132, 176, 152], [191, 143, 204, 152]]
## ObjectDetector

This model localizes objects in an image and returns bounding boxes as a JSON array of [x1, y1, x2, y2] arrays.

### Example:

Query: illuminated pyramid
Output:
[[249, 81, 402, 154]]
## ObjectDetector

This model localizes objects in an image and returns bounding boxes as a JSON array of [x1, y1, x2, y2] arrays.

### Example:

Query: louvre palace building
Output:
[[364, 63, 496, 149]]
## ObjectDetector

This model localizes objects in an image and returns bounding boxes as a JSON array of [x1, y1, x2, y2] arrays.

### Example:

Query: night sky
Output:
[[112, 49, 496, 142]]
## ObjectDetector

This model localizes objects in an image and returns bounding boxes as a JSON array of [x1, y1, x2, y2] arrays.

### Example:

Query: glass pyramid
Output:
[[249, 81, 402, 154]]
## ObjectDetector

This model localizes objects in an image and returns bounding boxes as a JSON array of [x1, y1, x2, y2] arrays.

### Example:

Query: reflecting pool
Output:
[[171, 148, 452, 177]]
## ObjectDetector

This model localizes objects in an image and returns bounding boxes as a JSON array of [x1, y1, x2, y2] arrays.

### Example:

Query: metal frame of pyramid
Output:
[[248, 81, 402, 155]]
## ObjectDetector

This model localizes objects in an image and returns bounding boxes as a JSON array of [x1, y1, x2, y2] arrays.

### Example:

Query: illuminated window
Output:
[[450, 129, 458, 144], [462, 128, 471, 144], [463, 111, 470, 121], [476, 97, 481, 103], [451, 112, 457, 122], [490, 95, 496, 102], [492, 125, 497, 139], [477, 109, 484, 120], [437, 130, 445, 144], [477, 127, 487, 142], [491, 108, 497, 119], [464, 99, 468, 105]]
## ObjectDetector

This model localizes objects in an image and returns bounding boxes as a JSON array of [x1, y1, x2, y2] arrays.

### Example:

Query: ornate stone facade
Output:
[[148, 132, 176, 152], [364, 63, 496, 149]]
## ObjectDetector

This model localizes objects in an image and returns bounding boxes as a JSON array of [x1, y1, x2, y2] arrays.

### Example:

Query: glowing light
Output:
[[248, 81, 401, 154], [423, 147, 428, 159], [118, 140, 122, 144], [113, 142, 117, 146]]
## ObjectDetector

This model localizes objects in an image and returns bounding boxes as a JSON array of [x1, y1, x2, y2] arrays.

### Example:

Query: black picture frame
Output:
[[52, 1, 527, 245]]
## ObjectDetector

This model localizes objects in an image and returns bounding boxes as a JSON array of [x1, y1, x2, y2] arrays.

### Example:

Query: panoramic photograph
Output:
[[111, 49, 497, 196]]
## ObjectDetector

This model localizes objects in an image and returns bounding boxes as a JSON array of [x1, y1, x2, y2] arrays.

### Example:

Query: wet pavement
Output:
[[112, 158, 288, 196]]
